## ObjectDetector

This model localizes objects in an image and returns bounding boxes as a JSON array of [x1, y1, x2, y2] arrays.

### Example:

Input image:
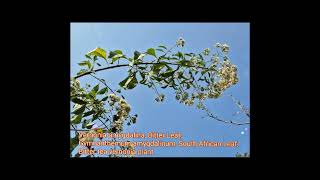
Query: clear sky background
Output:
[[71, 23, 250, 157]]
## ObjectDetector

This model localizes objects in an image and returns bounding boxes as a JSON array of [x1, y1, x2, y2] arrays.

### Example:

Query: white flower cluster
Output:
[[216, 59, 238, 91], [190, 57, 200, 66], [70, 79, 81, 97], [176, 37, 185, 47], [107, 94, 131, 133], [215, 43, 230, 53]]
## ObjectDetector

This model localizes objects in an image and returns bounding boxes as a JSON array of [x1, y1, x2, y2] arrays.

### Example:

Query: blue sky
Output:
[[71, 23, 250, 157]]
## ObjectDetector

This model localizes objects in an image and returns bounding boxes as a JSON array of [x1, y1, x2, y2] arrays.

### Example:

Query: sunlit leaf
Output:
[[119, 74, 138, 90], [83, 110, 95, 117], [87, 47, 107, 60], [146, 48, 157, 58], [72, 104, 86, 114], [71, 114, 83, 124]]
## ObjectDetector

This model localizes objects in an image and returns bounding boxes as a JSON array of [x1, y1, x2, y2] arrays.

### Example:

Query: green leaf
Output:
[[101, 96, 108, 101], [151, 62, 166, 75], [83, 110, 95, 117], [146, 48, 157, 58], [78, 60, 92, 69], [92, 113, 99, 121], [158, 45, 167, 50], [82, 119, 87, 129], [78, 61, 88, 66], [177, 60, 192, 67], [72, 104, 86, 114], [97, 87, 108, 94], [160, 70, 175, 78], [71, 114, 83, 124], [119, 76, 129, 88], [134, 51, 141, 60], [119, 74, 138, 90], [174, 52, 184, 59], [91, 84, 100, 94], [137, 53, 145, 60], [87, 47, 107, 60], [109, 50, 124, 63], [109, 50, 123, 58], [71, 97, 86, 105], [111, 54, 124, 63], [86, 121, 95, 129], [108, 51, 116, 58], [85, 54, 92, 59], [139, 71, 145, 79], [77, 69, 88, 76]]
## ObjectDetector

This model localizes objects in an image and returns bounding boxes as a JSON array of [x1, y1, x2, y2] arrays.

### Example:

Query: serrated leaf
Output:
[[87, 47, 107, 60], [146, 48, 157, 58]]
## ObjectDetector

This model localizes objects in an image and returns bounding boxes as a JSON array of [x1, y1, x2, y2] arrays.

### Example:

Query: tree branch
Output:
[[227, 94, 250, 118], [201, 101, 250, 125], [73, 62, 209, 79]]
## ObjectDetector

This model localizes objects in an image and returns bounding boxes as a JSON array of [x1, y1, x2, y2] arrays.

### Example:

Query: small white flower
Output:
[[176, 37, 185, 47]]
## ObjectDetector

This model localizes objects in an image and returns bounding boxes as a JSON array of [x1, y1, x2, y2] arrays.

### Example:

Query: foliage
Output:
[[70, 38, 240, 157]]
